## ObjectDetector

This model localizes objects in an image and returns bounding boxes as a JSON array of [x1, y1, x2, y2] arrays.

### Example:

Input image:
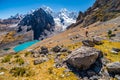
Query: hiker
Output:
[[84, 27, 89, 37]]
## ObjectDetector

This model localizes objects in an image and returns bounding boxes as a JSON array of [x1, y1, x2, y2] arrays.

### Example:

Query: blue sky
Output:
[[0, 0, 95, 19]]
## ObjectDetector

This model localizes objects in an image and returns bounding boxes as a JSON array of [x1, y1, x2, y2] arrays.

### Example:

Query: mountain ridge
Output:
[[67, 0, 120, 29], [18, 8, 55, 40]]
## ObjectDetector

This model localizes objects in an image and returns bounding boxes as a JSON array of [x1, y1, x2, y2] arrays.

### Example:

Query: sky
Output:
[[0, 0, 95, 19]]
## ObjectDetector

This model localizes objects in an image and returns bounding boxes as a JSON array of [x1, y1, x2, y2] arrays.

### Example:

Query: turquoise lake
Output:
[[13, 40, 39, 52]]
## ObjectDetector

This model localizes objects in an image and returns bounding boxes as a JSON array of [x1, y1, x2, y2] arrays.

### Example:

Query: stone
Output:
[[32, 53, 40, 58], [60, 48, 68, 52], [54, 63, 63, 68], [56, 52, 62, 57], [34, 59, 47, 65], [66, 46, 101, 70], [93, 37, 103, 45], [111, 48, 120, 54], [52, 46, 62, 52], [0, 72, 4, 75], [82, 40, 95, 47], [101, 58, 110, 66], [40, 46, 49, 54], [67, 50, 72, 54], [83, 77, 89, 80], [89, 75, 99, 80], [87, 70, 96, 77], [106, 62, 120, 74], [115, 75, 120, 80]]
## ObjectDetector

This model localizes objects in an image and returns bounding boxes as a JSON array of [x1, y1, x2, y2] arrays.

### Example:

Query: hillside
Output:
[[0, 15, 120, 80], [68, 0, 120, 29], [0, 0, 120, 80]]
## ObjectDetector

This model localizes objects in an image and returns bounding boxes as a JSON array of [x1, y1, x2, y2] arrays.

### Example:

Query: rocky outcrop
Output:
[[93, 37, 103, 45], [111, 48, 120, 54], [68, 0, 120, 28], [52, 45, 68, 53], [52, 46, 62, 52], [82, 40, 95, 47], [34, 58, 48, 65], [66, 46, 102, 70], [107, 62, 120, 75], [18, 8, 55, 40], [40, 46, 49, 54]]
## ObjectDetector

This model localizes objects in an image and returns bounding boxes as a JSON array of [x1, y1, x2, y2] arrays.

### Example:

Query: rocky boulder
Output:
[[34, 58, 48, 65], [31, 51, 40, 58], [82, 40, 95, 47], [115, 75, 120, 80], [111, 48, 120, 54], [93, 37, 103, 45], [40, 46, 49, 54], [66, 46, 102, 70], [32, 53, 40, 58], [52, 46, 62, 52], [106, 62, 120, 75]]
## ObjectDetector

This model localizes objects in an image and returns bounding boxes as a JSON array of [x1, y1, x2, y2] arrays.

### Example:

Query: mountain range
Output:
[[0, 0, 120, 80], [42, 6, 77, 30]]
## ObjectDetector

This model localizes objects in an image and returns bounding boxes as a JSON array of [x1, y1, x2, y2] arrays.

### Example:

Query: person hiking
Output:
[[84, 27, 89, 37]]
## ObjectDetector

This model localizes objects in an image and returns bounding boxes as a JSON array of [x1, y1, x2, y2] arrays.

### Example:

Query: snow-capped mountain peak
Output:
[[41, 5, 53, 14], [40, 6, 78, 30], [60, 8, 68, 14], [54, 8, 78, 30]]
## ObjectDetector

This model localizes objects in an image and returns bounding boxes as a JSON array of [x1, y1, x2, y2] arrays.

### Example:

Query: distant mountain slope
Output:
[[18, 8, 55, 40], [68, 0, 120, 29]]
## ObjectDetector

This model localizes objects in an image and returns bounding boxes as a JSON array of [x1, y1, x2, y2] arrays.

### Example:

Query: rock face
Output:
[[66, 46, 101, 70], [107, 62, 120, 74], [18, 8, 55, 40], [68, 0, 120, 28]]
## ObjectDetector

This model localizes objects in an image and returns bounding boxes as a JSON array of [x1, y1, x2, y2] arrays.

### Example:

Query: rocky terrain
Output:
[[68, 0, 120, 29], [0, 0, 120, 80]]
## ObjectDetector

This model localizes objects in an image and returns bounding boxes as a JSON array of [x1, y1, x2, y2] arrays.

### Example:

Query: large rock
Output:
[[93, 37, 103, 45], [66, 46, 102, 70], [82, 40, 95, 47], [40, 46, 49, 54], [107, 62, 120, 74], [52, 46, 62, 52], [34, 58, 48, 65], [111, 48, 120, 54]]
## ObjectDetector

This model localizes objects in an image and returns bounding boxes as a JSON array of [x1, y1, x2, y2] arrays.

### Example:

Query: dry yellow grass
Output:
[[0, 51, 79, 80], [95, 40, 120, 62]]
